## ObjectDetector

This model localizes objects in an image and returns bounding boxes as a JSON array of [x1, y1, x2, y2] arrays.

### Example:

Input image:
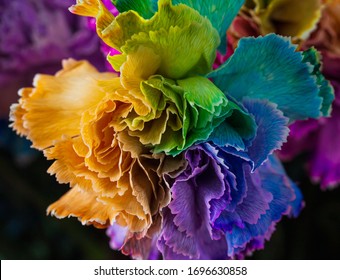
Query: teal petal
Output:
[[209, 101, 257, 151], [302, 47, 334, 117], [112, 0, 158, 19], [209, 34, 326, 122], [172, 0, 245, 51]]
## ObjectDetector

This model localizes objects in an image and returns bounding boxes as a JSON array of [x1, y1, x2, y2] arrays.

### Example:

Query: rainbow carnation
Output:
[[10, 0, 333, 259]]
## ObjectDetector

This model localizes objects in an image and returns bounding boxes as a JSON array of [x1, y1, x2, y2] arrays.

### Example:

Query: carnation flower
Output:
[[10, 0, 333, 259], [227, 0, 323, 54]]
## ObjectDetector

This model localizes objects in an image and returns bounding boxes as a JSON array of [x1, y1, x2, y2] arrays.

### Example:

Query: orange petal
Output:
[[47, 186, 117, 228], [69, 0, 118, 49], [44, 137, 125, 198], [11, 59, 117, 150]]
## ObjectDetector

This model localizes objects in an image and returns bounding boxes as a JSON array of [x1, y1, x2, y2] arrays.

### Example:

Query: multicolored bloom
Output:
[[10, 0, 333, 259]]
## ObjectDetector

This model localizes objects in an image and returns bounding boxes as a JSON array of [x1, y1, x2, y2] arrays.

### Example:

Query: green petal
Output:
[[302, 48, 334, 117], [121, 22, 218, 79], [125, 75, 254, 155], [112, 0, 158, 19], [172, 0, 245, 52], [109, 0, 219, 78]]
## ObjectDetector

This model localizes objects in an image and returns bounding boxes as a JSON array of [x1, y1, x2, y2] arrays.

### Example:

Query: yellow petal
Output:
[[69, 0, 118, 49], [254, 0, 322, 39]]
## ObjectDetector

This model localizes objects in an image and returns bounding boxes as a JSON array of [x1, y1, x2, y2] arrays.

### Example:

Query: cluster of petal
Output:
[[10, 59, 184, 232], [0, 0, 102, 118], [9, 0, 253, 235], [69, 0, 255, 156], [158, 145, 303, 259], [245, 0, 322, 40], [104, 1, 332, 258], [107, 142, 303, 259], [106, 98, 304, 259], [280, 0, 340, 188], [9, 0, 334, 260], [225, 0, 339, 189]]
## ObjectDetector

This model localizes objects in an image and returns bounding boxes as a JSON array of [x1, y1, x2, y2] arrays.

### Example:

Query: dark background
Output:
[[0, 124, 339, 260]]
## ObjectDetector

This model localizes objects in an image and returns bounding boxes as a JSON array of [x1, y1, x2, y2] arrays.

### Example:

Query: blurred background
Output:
[[1, 0, 340, 260]]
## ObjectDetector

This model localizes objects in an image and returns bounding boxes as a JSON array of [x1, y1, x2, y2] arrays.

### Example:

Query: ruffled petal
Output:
[[242, 99, 289, 169], [222, 155, 302, 257], [209, 34, 332, 121], [172, 0, 244, 51], [158, 145, 230, 259], [71, 0, 220, 79], [10, 59, 117, 150], [47, 186, 118, 229]]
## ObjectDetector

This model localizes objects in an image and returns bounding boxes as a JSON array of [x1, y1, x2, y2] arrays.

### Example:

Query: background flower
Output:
[[0, 0, 106, 165], [279, 0, 340, 189], [227, 0, 340, 189], [0, 0, 104, 119]]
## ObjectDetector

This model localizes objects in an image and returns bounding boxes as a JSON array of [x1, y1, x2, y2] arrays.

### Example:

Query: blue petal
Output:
[[209, 34, 324, 121], [208, 100, 257, 151], [243, 99, 289, 169], [213, 99, 289, 170], [223, 155, 300, 256]]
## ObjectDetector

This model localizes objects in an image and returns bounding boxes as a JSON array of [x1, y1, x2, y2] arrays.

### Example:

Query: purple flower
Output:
[[0, 0, 104, 118]]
